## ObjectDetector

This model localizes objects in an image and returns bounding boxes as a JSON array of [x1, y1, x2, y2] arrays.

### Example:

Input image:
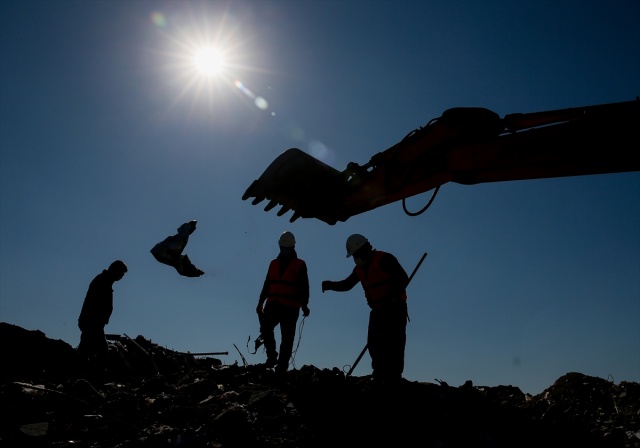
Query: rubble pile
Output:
[[1, 322, 638, 448]]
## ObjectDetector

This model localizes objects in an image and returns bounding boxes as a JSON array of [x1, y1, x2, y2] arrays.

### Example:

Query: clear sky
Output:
[[1, 0, 638, 395]]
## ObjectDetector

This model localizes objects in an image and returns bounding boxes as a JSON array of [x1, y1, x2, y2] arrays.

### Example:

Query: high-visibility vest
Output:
[[266, 258, 305, 307], [355, 251, 407, 309]]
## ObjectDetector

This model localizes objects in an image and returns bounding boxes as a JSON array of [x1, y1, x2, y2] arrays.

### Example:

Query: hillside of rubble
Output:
[[1, 322, 639, 448]]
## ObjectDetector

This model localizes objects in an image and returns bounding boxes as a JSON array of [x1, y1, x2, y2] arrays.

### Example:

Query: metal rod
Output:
[[176, 351, 229, 356], [346, 251, 428, 377], [347, 345, 369, 377], [106, 334, 228, 356], [407, 252, 428, 284], [233, 343, 248, 367]]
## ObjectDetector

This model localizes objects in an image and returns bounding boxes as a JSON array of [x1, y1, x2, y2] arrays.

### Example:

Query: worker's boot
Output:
[[264, 353, 278, 368], [264, 358, 277, 369]]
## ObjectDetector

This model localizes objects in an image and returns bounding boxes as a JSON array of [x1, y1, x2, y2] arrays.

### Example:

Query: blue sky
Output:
[[1, 0, 638, 395]]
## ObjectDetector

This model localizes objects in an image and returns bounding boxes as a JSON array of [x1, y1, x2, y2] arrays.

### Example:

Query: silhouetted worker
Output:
[[77, 260, 128, 373], [322, 234, 409, 383], [256, 231, 310, 373]]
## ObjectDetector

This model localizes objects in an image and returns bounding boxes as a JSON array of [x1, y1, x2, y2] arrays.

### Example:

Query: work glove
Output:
[[321, 281, 334, 293], [302, 305, 310, 317]]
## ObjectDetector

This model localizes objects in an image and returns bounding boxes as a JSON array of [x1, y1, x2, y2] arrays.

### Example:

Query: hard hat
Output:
[[346, 234, 368, 258], [278, 231, 296, 248]]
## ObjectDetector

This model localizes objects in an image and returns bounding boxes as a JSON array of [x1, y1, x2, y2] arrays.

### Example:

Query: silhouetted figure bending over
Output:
[[77, 260, 128, 374]]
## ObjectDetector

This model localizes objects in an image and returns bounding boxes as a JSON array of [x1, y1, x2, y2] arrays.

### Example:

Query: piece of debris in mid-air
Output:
[[151, 220, 204, 277]]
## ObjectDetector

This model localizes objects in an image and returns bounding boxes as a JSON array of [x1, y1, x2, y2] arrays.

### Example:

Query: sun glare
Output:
[[193, 47, 225, 76], [150, 5, 278, 124]]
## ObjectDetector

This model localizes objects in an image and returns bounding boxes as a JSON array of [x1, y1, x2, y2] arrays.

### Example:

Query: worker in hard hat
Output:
[[322, 234, 409, 383], [256, 231, 310, 373]]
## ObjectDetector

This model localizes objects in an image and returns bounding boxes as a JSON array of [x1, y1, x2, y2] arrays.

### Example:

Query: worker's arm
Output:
[[257, 273, 270, 314], [298, 261, 311, 316], [322, 269, 359, 293]]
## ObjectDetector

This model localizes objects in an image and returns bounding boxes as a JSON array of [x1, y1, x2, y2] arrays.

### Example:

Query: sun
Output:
[[193, 47, 226, 76], [149, 5, 273, 123]]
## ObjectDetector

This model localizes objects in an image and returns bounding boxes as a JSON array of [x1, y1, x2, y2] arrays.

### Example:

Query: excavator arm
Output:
[[242, 98, 640, 225]]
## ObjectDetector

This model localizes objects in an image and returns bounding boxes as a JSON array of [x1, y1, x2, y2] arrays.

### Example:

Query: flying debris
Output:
[[150, 220, 205, 277]]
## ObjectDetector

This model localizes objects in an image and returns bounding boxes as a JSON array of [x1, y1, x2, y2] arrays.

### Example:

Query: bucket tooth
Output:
[[289, 212, 301, 222], [251, 195, 265, 205], [264, 199, 279, 211], [242, 180, 261, 201], [242, 148, 349, 223]]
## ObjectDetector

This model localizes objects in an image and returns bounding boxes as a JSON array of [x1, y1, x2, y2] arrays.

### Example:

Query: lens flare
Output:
[[254, 97, 268, 110], [234, 80, 255, 99], [150, 12, 167, 28]]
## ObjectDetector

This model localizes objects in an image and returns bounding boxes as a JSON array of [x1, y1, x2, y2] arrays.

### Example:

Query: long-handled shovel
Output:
[[346, 251, 428, 377]]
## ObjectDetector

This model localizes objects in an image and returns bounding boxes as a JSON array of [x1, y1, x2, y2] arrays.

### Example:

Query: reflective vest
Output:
[[355, 251, 407, 309], [266, 258, 305, 307]]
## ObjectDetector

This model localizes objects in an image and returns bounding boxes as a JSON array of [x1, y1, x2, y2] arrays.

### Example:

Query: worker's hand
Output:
[[302, 305, 310, 317], [256, 303, 264, 315], [321, 281, 333, 293]]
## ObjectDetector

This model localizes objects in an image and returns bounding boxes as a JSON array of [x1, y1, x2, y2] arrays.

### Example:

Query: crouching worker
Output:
[[77, 260, 128, 376], [256, 231, 310, 373]]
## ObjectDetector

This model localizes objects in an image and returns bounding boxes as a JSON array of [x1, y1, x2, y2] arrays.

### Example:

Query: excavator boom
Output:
[[242, 98, 640, 225]]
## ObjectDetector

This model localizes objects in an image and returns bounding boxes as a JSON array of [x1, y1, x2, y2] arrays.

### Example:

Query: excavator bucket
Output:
[[242, 148, 349, 225], [242, 99, 640, 224]]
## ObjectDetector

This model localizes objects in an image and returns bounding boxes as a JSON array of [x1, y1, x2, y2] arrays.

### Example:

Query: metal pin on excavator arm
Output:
[[242, 98, 640, 225]]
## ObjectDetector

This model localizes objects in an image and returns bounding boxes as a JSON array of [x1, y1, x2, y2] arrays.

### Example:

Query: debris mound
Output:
[[1, 322, 638, 447]]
